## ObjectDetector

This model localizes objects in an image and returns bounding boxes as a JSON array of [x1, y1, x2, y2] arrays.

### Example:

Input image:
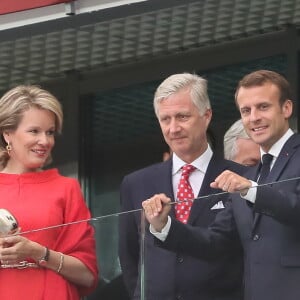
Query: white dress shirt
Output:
[[244, 128, 294, 203], [151, 144, 213, 240]]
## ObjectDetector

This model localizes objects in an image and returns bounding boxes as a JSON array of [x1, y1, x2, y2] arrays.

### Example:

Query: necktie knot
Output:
[[262, 153, 273, 166], [181, 164, 196, 178]]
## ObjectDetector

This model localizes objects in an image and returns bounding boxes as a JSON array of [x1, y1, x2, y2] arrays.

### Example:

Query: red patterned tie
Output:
[[175, 164, 196, 224]]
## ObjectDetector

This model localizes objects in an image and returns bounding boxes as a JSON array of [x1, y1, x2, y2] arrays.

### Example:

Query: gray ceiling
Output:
[[0, 0, 300, 93]]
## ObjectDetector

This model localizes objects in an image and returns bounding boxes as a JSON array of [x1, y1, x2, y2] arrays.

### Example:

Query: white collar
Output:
[[260, 128, 294, 161], [172, 144, 213, 175]]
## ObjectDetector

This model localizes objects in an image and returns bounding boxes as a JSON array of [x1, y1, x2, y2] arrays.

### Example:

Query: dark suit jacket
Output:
[[119, 154, 246, 300], [159, 134, 300, 300]]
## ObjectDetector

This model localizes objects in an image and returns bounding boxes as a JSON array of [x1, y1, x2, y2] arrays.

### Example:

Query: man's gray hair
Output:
[[224, 119, 249, 160], [153, 73, 211, 117]]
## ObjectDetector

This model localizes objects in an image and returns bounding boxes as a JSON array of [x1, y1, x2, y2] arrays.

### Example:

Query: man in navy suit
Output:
[[119, 73, 245, 300], [143, 70, 300, 300]]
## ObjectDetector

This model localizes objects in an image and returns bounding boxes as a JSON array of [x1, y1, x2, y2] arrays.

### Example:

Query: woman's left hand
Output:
[[0, 235, 42, 264]]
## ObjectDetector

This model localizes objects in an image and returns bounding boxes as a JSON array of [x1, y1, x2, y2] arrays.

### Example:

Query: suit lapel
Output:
[[152, 159, 176, 218], [188, 155, 228, 224], [252, 134, 300, 230]]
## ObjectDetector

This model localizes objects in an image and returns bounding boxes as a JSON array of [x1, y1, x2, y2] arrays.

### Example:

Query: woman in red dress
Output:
[[0, 85, 98, 299]]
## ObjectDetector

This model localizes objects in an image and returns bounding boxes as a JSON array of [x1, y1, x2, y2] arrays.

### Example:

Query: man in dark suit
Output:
[[119, 73, 245, 300], [143, 70, 300, 300]]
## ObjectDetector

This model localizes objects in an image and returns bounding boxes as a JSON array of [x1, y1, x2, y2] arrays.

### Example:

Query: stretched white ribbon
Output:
[[13, 176, 300, 236]]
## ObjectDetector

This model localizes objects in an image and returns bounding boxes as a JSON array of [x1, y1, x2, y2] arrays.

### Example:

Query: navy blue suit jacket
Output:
[[119, 154, 246, 300], [159, 134, 300, 300]]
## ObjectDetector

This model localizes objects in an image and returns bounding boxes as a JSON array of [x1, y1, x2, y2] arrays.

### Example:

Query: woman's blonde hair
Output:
[[0, 85, 63, 168]]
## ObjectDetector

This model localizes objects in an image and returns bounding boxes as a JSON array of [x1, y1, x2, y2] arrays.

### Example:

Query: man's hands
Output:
[[142, 171, 252, 233], [142, 193, 171, 232], [210, 170, 252, 195]]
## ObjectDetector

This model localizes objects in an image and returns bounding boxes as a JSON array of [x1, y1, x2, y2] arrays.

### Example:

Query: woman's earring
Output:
[[6, 142, 11, 155]]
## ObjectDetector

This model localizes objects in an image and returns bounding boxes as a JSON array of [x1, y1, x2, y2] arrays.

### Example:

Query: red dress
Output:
[[0, 169, 98, 299]]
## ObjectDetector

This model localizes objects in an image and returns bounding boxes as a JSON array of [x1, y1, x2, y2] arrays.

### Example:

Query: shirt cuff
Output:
[[149, 216, 171, 242], [240, 180, 257, 203]]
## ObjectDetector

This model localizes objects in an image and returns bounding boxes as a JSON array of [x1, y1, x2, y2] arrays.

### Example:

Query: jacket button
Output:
[[177, 256, 184, 263], [253, 234, 260, 241], [176, 295, 183, 300]]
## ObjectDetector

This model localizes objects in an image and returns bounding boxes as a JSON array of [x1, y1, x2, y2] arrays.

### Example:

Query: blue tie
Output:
[[258, 154, 273, 184]]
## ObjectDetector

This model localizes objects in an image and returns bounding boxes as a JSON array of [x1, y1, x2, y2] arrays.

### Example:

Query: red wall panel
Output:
[[0, 0, 72, 15]]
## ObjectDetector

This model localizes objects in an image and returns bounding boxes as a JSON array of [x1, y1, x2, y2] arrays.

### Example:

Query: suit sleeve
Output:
[[157, 202, 242, 260], [254, 178, 300, 228]]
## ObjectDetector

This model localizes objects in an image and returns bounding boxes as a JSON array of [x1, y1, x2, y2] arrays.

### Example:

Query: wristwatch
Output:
[[38, 247, 50, 267]]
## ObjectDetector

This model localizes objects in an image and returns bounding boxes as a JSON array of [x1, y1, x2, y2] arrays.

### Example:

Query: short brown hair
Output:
[[235, 70, 292, 106]]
